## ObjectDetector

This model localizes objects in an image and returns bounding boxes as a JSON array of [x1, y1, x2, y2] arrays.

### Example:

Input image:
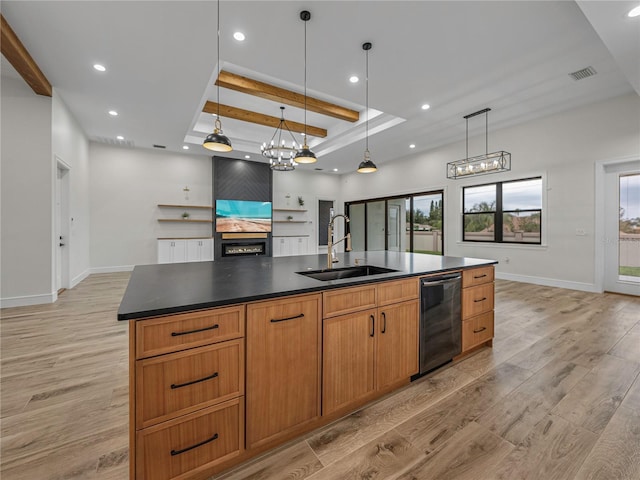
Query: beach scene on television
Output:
[[216, 200, 272, 233]]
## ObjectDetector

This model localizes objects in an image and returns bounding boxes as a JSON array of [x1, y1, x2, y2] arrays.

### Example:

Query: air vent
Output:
[[314, 168, 323, 171], [153, 144, 166, 149], [569, 66, 597, 81], [92, 136, 135, 148]]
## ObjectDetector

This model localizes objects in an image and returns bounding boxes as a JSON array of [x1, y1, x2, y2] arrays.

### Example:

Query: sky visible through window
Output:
[[620, 174, 640, 220]]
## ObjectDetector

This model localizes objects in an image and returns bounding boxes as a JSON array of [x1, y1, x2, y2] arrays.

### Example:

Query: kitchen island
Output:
[[119, 252, 496, 480]]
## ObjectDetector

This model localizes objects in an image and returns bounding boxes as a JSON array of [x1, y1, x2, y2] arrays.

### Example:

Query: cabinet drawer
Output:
[[462, 311, 494, 352], [462, 266, 494, 288], [377, 278, 419, 306], [136, 305, 244, 359], [136, 339, 244, 429], [136, 398, 242, 480], [462, 283, 494, 319], [323, 284, 377, 318]]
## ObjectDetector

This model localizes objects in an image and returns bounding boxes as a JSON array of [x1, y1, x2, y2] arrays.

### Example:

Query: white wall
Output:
[[89, 144, 213, 270], [272, 169, 342, 252], [52, 92, 90, 287], [1, 76, 54, 306], [341, 93, 640, 291]]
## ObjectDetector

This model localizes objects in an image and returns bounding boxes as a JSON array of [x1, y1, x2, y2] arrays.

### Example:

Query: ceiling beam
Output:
[[203, 102, 327, 138], [216, 70, 359, 123], [1, 14, 52, 97]]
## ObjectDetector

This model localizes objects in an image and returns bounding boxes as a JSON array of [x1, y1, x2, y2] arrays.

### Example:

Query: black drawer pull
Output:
[[171, 433, 219, 456], [171, 324, 219, 337], [474, 297, 487, 303], [473, 327, 487, 333], [270, 313, 304, 323], [370, 315, 375, 337], [381, 312, 387, 334], [474, 274, 488, 279], [171, 372, 218, 390]]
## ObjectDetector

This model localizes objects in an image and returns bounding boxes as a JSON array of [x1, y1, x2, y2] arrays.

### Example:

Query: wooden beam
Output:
[[216, 70, 359, 123], [203, 101, 327, 138], [1, 14, 52, 97]]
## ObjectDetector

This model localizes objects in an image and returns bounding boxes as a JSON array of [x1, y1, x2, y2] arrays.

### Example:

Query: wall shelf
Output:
[[158, 219, 213, 223], [273, 208, 308, 212], [157, 204, 213, 209]]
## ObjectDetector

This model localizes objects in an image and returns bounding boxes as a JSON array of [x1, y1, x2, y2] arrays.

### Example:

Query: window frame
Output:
[[462, 176, 542, 245]]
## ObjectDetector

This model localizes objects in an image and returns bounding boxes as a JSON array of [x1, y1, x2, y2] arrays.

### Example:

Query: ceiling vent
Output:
[[568, 66, 597, 81], [93, 136, 135, 148], [153, 144, 166, 149]]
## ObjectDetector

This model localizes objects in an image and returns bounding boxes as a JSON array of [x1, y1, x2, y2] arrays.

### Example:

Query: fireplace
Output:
[[222, 242, 266, 257]]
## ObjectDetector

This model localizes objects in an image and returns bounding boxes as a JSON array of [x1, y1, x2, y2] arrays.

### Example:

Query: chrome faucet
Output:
[[327, 214, 352, 268]]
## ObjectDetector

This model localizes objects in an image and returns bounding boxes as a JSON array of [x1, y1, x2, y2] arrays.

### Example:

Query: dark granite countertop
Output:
[[117, 252, 497, 320]]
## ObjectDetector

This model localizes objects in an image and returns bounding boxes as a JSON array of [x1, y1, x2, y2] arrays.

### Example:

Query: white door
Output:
[[387, 204, 401, 251], [55, 163, 70, 291], [604, 162, 640, 295]]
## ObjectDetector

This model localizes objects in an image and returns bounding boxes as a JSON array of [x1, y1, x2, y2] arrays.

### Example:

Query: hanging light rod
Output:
[[446, 107, 510, 179]]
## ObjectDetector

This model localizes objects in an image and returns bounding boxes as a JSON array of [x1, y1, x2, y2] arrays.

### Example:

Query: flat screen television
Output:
[[215, 199, 272, 233]]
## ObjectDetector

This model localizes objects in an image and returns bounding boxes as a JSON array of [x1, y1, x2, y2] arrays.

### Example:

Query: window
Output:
[[463, 177, 542, 244]]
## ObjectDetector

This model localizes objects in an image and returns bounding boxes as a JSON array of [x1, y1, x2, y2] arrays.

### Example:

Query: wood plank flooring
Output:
[[1, 275, 639, 480]]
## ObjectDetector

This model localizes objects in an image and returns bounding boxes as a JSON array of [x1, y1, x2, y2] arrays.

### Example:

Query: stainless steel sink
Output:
[[297, 265, 398, 281]]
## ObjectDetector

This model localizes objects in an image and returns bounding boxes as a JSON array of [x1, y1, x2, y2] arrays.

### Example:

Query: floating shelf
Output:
[[157, 204, 213, 209], [158, 219, 213, 223], [273, 220, 307, 224], [273, 208, 308, 212]]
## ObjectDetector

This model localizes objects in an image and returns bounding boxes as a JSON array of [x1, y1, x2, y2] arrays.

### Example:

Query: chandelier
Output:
[[262, 106, 299, 171], [447, 108, 510, 179]]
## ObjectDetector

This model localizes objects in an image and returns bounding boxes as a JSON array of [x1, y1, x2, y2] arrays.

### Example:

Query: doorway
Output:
[[603, 162, 640, 295], [56, 158, 71, 293]]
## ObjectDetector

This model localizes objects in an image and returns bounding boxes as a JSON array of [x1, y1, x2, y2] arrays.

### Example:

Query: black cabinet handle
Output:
[[474, 274, 488, 279], [270, 313, 304, 323], [473, 327, 487, 333], [171, 372, 218, 390], [370, 315, 375, 337], [473, 297, 487, 303], [381, 312, 387, 334], [171, 324, 219, 337], [170, 433, 219, 456]]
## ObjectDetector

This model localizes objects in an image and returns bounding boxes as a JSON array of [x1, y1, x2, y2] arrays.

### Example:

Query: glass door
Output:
[[605, 165, 640, 295], [410, 193, 443, 255]]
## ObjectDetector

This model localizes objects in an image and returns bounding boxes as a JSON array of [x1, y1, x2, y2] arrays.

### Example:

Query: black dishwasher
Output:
[[418, 273, 462, 374]]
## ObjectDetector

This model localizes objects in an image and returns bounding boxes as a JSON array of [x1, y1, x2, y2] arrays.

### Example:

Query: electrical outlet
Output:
[[575, 228, 587, 236], [504, 257, 510, 264]]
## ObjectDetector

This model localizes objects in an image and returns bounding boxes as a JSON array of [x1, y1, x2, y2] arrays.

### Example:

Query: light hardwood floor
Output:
[[1, 274, 639, 480]]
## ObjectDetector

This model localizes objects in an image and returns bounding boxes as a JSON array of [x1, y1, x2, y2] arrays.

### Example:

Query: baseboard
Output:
[[1, 291, 57, 308], [495, 272, 600, 293], [70, 269, 90, 288], [89, 265, 135, 274]]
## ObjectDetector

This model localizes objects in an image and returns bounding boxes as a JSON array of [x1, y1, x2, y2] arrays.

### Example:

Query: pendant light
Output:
[[203, 0, 233, 152], [357, 42, 377, 173], [446, 108, 511, 179], [294, 10, 317, 164]]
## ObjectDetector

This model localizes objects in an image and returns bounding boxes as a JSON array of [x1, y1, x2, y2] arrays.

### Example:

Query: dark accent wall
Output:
[[213, 156, 273, 260]]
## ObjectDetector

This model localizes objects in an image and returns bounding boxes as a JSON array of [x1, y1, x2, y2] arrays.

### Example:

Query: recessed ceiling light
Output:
[[244, 155, 251, 159], [333, 168, 338, 172], [93, 64, 106, 72], [116, 135, 124, 140], [108, 110, 118, 116], [182, 145, 189, 150], [629, 6, 640, 17], [421, 104, 430, 110], [409, 144, 416, 149], [349, 75, 359, 83], [233, 32, 245, 41]]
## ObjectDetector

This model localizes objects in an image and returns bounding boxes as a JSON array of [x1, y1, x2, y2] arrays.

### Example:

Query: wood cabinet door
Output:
[[322, 309, 376, 416], [246, 294, 321, 450], [376, 300, 419, 390]]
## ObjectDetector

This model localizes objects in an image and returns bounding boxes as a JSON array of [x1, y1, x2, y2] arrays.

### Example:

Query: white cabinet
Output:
[[272, 236, 310, 257], [158, 239, 213, 264]]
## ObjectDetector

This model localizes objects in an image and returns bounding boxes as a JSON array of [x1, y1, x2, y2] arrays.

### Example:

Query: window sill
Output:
[[456, 241, 548, 250]]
